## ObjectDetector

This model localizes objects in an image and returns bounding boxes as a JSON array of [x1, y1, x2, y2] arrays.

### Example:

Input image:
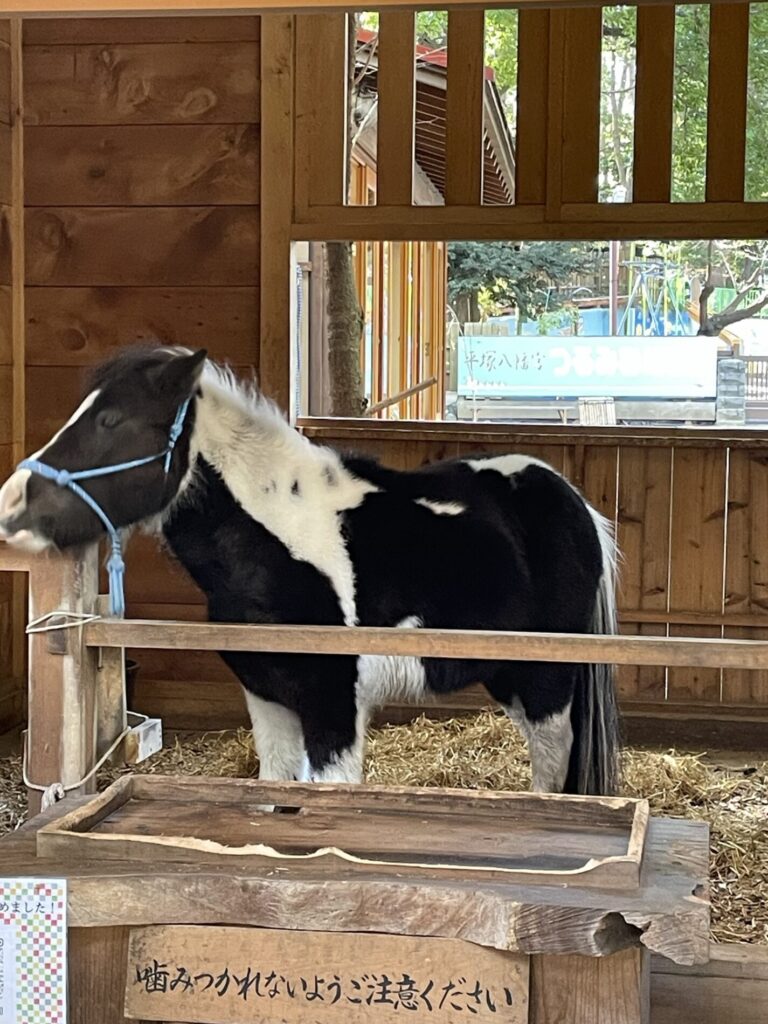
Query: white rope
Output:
[[23, 725, 132, 797], [26, 611, 101, 635]]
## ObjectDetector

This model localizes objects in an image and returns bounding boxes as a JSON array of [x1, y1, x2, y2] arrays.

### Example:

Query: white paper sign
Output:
[[0, 879, 67, 1023]]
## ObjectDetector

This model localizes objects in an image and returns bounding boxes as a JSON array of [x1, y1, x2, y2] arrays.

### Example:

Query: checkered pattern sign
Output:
[[0, 879, 67, 1024]]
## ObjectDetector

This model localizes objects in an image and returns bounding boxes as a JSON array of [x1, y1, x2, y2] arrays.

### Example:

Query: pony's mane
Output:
[[86, 346, 288, 431]]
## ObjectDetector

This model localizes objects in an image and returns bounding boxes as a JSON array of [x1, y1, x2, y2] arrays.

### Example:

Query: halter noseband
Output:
[[17, 398, 192, 618]]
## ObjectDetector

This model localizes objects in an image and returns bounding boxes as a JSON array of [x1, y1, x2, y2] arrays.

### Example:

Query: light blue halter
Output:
[[18, 398, 192, 618]]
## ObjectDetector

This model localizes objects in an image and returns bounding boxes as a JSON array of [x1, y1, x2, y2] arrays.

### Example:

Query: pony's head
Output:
[[0, 346, 207, 552]]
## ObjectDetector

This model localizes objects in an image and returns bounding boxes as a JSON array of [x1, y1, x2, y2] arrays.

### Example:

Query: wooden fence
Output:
[[3, 540, 768, 812]]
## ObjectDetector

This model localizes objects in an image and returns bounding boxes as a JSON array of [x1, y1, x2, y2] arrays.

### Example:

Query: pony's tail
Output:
[[565, 506, 621, 796]]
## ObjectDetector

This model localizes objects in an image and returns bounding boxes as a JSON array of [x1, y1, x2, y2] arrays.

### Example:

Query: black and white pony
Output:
[[0, 347, 621, 795]]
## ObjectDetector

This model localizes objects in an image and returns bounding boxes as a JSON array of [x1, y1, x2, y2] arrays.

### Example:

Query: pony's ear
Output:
[[150, 349, 207, 399]]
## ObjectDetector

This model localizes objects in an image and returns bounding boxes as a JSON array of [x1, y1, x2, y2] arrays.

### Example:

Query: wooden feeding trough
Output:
[[5, 780, 706, 1024], [36, 777, 650, 889]]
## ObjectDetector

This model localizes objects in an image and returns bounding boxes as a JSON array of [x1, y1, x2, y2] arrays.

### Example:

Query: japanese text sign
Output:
[[0, 878, 67, 1024], [125, 926, 529, 1024], [457, 335, 719, 399]]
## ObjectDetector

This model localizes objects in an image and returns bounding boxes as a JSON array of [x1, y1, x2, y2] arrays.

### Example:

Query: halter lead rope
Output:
[[17, 397, 191, 618]]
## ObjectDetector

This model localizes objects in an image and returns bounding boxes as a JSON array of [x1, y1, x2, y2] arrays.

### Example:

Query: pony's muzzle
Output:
[[0, 470, 29, 532]]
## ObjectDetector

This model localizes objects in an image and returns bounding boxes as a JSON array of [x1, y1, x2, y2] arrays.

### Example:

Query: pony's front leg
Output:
[[301, 686, 367, 785], [242, 689, 307, 782]]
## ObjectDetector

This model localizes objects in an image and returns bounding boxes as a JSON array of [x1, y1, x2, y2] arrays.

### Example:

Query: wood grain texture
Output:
[[531, 948, 649, 1024], [0, 286, 9, 363], [125, 926, 529, 1024], [259, 14, 294, 412], [376, 12, 415, 207], [25, 207, 260, 286], [84, 617, 768, 671], [651, 944, 768, 1024], [25, 124, 259, 206], [633, 6, 674, 203], [0, 125, 10, 206], [0, 205, 10, 284], [23, 41, 259, 126], [0, 805, 710, 965], [445, 11, 485, 206], [26, 547, 100, 813], [616, 448, 672, 701], [668, 448, 727, 702], [25, 286, 259, 367], [515, 10, 549, 206], [706, 3, 749, 203], [723, 449, 768, 705], [0, 40, 10, 126], [294, 13, 347, 210], [559, 7, 601, 204], [24, 15, 260, 44]]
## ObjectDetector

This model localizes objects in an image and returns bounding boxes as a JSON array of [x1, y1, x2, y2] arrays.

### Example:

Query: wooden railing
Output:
[[3, 532, 768, 811]]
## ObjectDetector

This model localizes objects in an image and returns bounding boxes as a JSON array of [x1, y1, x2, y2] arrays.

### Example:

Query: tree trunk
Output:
[[325, 14, 364, 417], [326, 242, 364, 415]]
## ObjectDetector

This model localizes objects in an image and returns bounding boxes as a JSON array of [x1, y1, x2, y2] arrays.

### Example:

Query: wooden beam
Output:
[[376, 12, 416, 207], [259, 14, 294, 414], [633, 5, 675, 203], [292, 200, 768, 243], [85, 618, 768, 670], [0, 0, 735, 13], [445, 10, 485, 206], [294, 13, 347, 210], [515, 10, 549, 206], [706, 3, 750, 203]]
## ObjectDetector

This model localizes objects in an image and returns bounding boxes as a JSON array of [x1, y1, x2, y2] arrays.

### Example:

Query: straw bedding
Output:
[[0, 710, 765, 945]]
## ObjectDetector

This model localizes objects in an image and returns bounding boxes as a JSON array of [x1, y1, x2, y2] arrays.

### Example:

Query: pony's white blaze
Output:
[[32, 388, 101, 460], [0, 389, 102, 548], [189, 366, 378, 626]]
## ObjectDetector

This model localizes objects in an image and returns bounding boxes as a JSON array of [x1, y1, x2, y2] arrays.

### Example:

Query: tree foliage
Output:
[[448, 241, 597, 327]]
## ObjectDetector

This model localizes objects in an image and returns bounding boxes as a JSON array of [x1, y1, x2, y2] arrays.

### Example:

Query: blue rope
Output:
[[18, 397, 192, 618]]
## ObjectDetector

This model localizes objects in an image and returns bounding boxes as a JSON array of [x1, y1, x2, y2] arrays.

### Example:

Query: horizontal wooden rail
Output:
[[0, 0, 734, 14], [0, 548, 33, 573], [86, 619, 768, 670]]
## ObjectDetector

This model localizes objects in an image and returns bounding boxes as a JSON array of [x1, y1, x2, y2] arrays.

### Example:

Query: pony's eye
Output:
[[96, 409, 123, 430]]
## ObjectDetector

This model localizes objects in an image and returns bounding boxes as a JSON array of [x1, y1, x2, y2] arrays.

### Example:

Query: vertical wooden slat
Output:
[[445, 11, 485, 206], [723, 449, 768, 706], [633, 6, 675, 203], [260, 15, 295, 414], [294, 13, 348, 210], [377, 11, 415, 207], [616, 448, 672, 702], [667, 448, 727, 703], [544, 9, 567, 222], [560, 8, 602, 205], [515, 10, 549, 206], [706, 3, 750, 203], [9, 18, 25, 688]]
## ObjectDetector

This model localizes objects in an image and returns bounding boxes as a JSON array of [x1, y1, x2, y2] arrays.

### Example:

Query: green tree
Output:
[[448, 241, 596, 330]]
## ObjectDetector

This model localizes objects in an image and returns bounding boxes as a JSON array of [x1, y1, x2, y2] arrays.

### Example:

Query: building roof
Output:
[[355, 29, 515, 205]]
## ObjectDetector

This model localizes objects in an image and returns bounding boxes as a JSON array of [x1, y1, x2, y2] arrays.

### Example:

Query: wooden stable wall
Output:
[[0, 16, 265, 729]]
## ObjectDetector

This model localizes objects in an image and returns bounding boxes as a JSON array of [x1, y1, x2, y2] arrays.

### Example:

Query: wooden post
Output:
[[260, 14, 296, 416], [26, 547, 100, 815], [95, 595, 126, 763], [531, 948, 650, 1024]]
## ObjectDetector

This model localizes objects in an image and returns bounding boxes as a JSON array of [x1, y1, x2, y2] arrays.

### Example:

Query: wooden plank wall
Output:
[[301, 421, 768, 721], [0, 19, 25, 733], [20, 16, 263, 729]]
